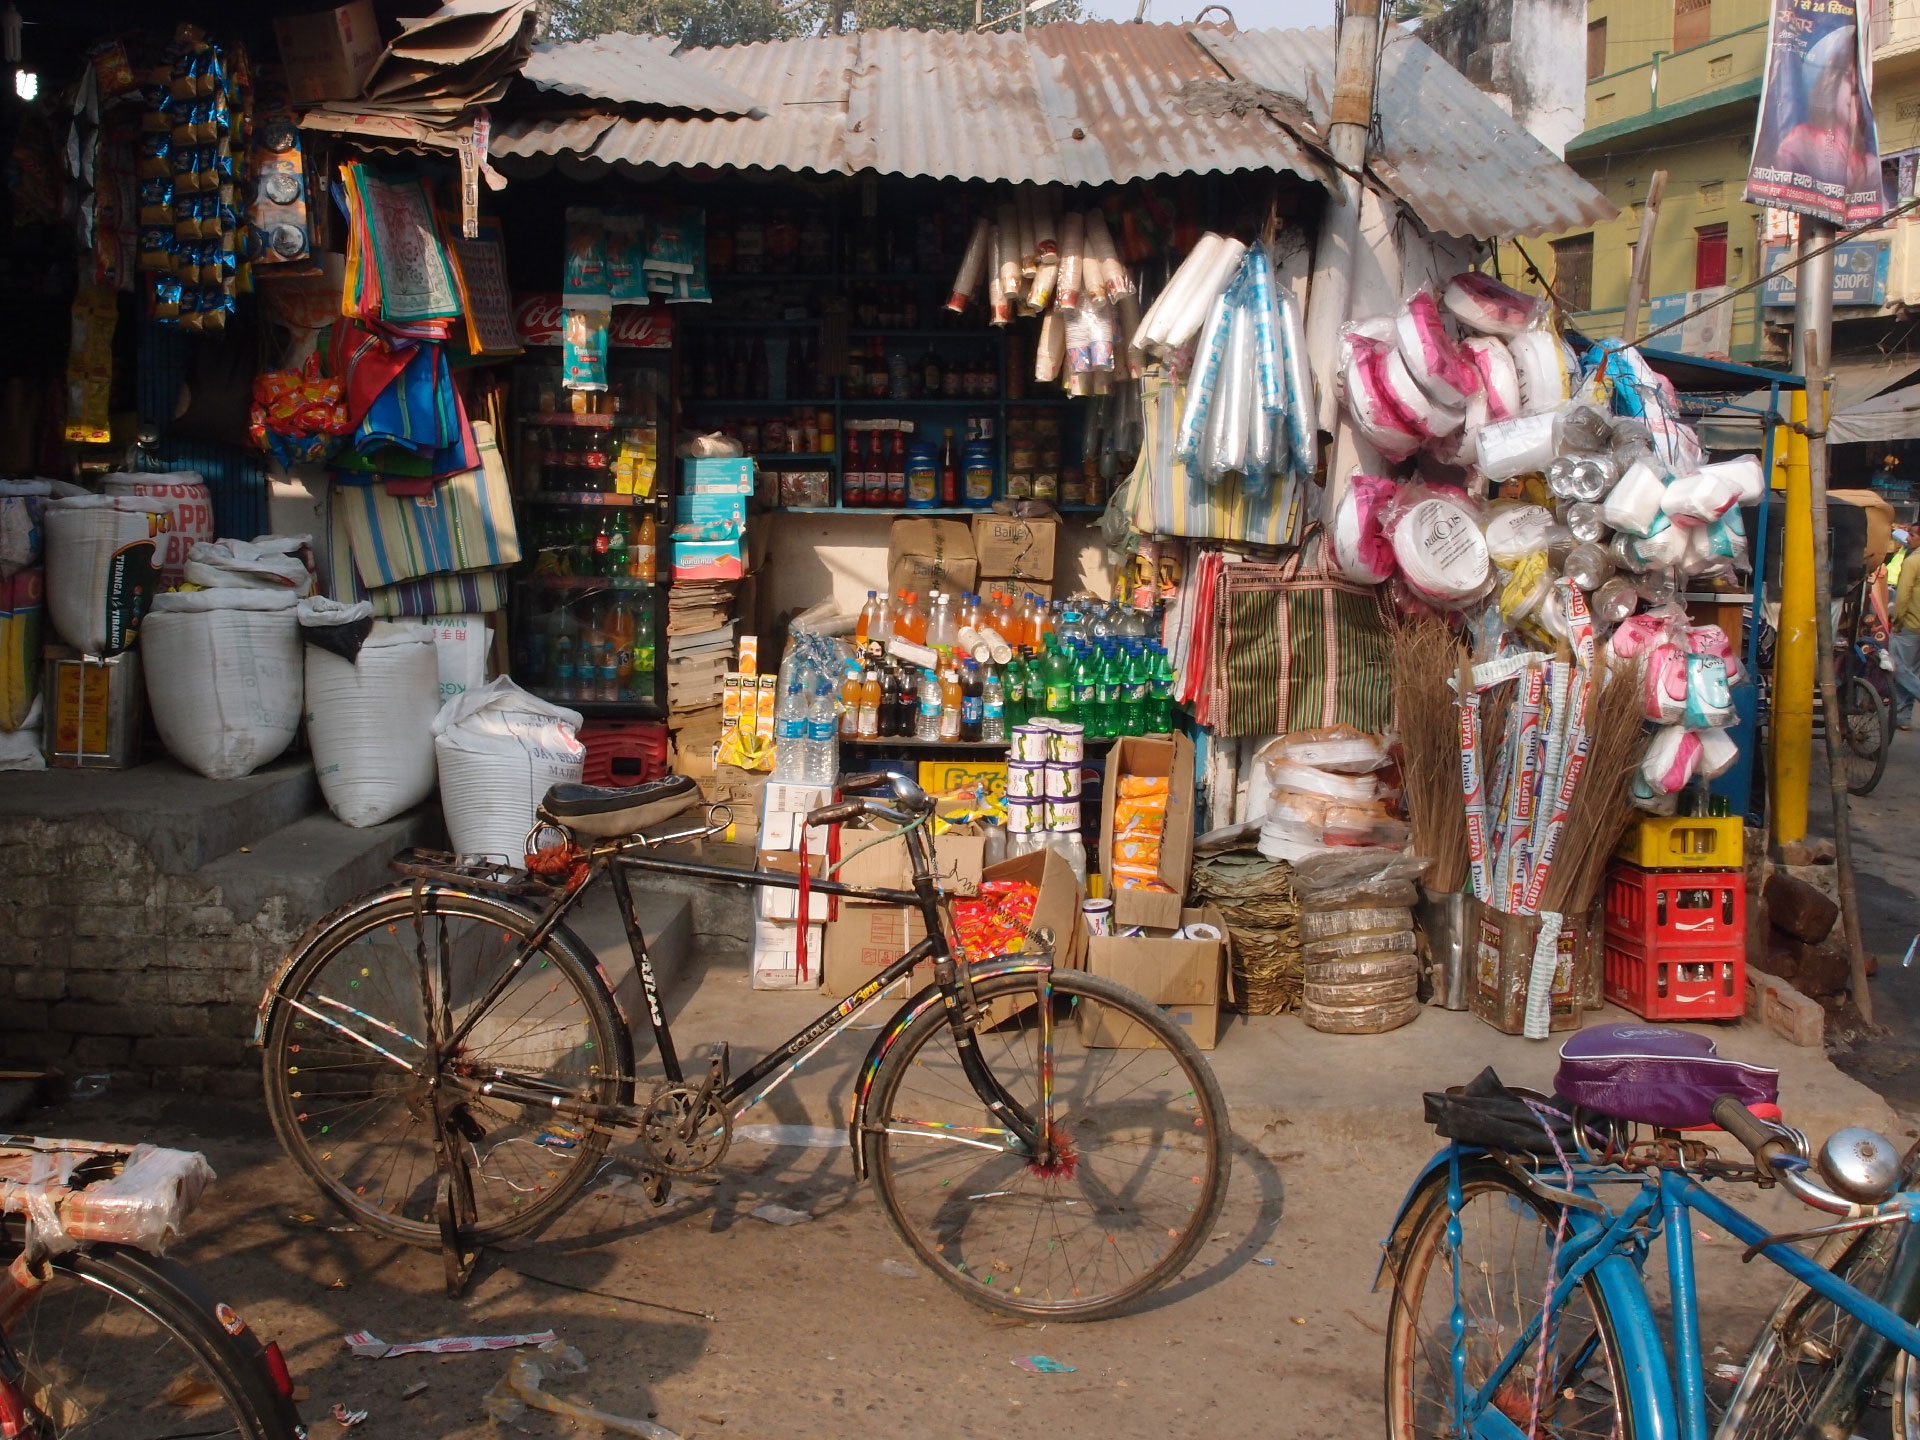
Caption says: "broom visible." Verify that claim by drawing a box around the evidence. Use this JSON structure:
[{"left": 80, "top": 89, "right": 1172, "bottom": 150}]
[
  {"left": 1390, "top": 616, "right": 1471, "bottom": 892},
  {"left": 1540, "top": 657, "right": 1647, "bottom": 917}
]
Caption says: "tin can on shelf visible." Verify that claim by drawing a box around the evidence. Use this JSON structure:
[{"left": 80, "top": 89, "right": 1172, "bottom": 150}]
[
  {"left": 1044, "top": 762, "right": 1082, "bottom": 799},
  {"left": 1046, "top": 798, "right": 1082, "bottom": 832},
  {"left": 1006, "top": 797, "right": 1043, "bottom": 834},
  {"left": 1046, "top": 721, "right": 1085, "bottom": 765}
]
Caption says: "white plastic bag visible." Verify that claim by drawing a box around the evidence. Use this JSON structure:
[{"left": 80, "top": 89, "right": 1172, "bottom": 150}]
[
  {"left": 142, "top": 590, "right": 303, "bottom": 779},
  {"left": 432, "top": 678, "right": 585, "bottom": 867},
  {"left": 305, "top": 621, "right": 441, "bottom": 827},
  {"left": 45, "top": 495, "right": 171, "bottom": 655},
  {"left": 182, "top": 537, "right": 312, "bottom": 594}
]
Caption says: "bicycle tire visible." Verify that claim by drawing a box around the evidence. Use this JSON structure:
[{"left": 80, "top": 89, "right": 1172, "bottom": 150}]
[
  {"left": 262, "top": 888, "right": 625, "bottom": 1248},
  {"left": 1717, "top": 1222, "right": 1905, "bottom": 1440},
  {"left": 1843, "top": 676, "right": 1890, "bottom": 796},
  {"left": 863, "top": 968, "right": 1231, "bottom": 1322},
  {"left": 1, "top": 1237, "right": 301, "bottom": 1439},
  {"left": 1384, "top": 1158, "right": 1635, "bottom": 1440}
]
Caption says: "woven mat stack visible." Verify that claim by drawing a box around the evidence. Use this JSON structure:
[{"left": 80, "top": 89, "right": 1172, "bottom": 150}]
[{"left": 1190, "top": 848, "right": 1302, "bottom": 1014}]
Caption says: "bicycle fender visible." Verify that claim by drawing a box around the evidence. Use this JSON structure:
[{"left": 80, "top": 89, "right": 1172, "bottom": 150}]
[
  {"left": 846, "top": 955, "right": 1051, "bottom": 1181},
  {"left": 249, "top": 884, "right": 639, "bottom": 1099},
  {"left": 1375, "top": 1145, "right": 1474, "bottom": 1292}
]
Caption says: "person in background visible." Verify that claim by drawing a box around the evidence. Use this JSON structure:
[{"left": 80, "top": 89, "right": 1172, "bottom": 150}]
[{"left": 1890, "top": 528, "right": 1920, "bottom": 729}]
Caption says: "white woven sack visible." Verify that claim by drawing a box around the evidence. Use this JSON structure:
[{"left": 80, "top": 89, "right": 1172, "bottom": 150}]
[
  {"left": 431, "top": 677, "right": 584, "bottom": 868},
  {"left": 44, "top": 496, "right": 171, "bottom": 654},
  {"left": 305, "top": 622, "right": 441, "bottom": 827},
  {"left": 100, "top": 472, "right": 214, "bottom": 587},
  {"left": 142, "top": 590, "right": 302, "bottom": 779}
]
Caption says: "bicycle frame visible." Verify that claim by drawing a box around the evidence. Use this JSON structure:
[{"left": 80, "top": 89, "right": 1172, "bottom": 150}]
[{"left": 1431, "top": 1144, "right": 1920, "bottom": 1440}]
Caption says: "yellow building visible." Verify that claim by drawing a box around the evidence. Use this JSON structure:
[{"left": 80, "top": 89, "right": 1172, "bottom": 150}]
[{"left": 1531, "top": 0, "right": 1920, "bottom": 365}]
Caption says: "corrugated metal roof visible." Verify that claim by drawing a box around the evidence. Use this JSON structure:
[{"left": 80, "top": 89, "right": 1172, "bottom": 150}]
[
  {"left": 521, "top": 32, "right": 767, "bottom": 116},
  {"left": 1190, "top": 27, "right": 1616, "bottom": 238},
  {"left": 491, "top": 21, "right": 1612, "bottom": 239}
]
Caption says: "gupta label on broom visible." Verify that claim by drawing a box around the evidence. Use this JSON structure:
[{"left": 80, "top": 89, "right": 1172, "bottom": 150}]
[{"left": 1746, "top": 0, "right": 1885, "bottom": 226}]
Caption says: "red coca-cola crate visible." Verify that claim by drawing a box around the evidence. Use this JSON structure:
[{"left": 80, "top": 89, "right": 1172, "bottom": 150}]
[
  {"left": 1603, "top": 863, "right": 1744, "bottom": 951},
  {"left": 579, "top": 720, "right": 669, "bottom": 788},
  {"left": 1603, "top": 936, "right": 1746, "bottom": 1021}
]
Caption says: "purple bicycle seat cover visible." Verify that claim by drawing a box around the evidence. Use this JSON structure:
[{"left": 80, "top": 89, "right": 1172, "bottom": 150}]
[{"left": 1555, "top": 1023, "right": 1779, "bottom": 1130}]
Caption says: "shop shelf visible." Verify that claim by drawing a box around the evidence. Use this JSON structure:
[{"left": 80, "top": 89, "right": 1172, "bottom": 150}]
[
  {"left": 530, "top": 693, "right": 665, "bottom": 719},
  {"left": 842, "top": 734, "right": 1119, "bottom": 750},
  {"left": 849, "top": 329, "right": 998, "bottom": 341},
  {"left": 525, "top": 575, "right": 659, "bottom": 591},
  {"left": 521, "top": 492, "right": 650, "bottom": 507},
  {"left": 1006, "top": 397, "right": 1076, "bottom": 407},
  {"left": 779, "top": 503, "right": 1103, "bottom": 516},
  {"left": 841, "top": 398, "right": 999, "bottom": 409},
  {"left": 682, "top": 397, "right": 835, "bottom": 409},
  {"left": 682, "top": 318, "right": 821, "bottom": 328},
  {"left": 752, "top": 452, "right": 840, "bottom": 463},
  {"left": 519, "top": 412, "right": 619, "bottom": 428}
]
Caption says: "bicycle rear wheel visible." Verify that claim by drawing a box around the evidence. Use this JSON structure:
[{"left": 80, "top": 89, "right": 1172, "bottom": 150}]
[
  {"left": 1842, "top": 676, "right": 1890, "bottom": 796},
  {"left": 1, "top": 1238, "right": 300, "bottom": 1439},
  {"left": 1384, "top": 1159, "right": 1633, "bottom": 1440},
  {"left": 863, "top": 968, "right": 1231, "bottom": 1321},
  {"left": 262, "top": 888, "right": 625, "bottom": 1247}
]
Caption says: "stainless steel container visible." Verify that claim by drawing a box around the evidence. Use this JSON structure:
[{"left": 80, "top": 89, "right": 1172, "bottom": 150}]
[
  {"left": 43, "top": 646, "right": 143, "bottom": 769},
  {"left": 1417, "top": 885, "right": 1470, "bottom": 1011}
]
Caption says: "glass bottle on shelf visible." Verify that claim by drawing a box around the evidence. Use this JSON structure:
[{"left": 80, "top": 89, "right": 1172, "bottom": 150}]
[
  {"left": 846, "top": 345, "right": 866, "bottom": 400},
  {"left": 610, "top": 595, "right": 637, "bottom": 699},
  {"left": 634, "top": 600, "right": 656, "bottom": 680},
  {"left": 939, "top": 428, "right": 958, "bottom": 506},
  {"left": 921, "top": 345, "right": 943, "bottom": 398},
  {"left": 606, "top": 512, "right": 629, "bottom": 576},
  {"left": 886, "top": 426, "right": 908, "bottom": 508},
  {"left": 867, "top": 337, "right": 887, "bottom": 399},
  {"left": 629, "top": 511, "right": 656, "bottom": 582},
  {"left": 552, "top": 609, "right": 578, "bottom": 702}
]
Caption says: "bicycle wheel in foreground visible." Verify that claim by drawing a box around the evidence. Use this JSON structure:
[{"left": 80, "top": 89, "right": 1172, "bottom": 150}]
[
  {"left": 1384, "top": 1159, "right": 1634, "bottom": 1439},
  {"left": 262, "top": 889, "right": 624, "bottom": 1247},
  {"left": 1, "top": 1242, "right": 298, "bottom": 1439},
  {"left": 863, "top": 968, "right": 1231, "bottom": 1321},
  {"left": 1842, "top": 675, "right": 1890, "bottom": 796}
]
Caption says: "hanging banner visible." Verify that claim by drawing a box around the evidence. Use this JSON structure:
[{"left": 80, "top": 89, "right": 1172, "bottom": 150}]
[{"left": 1745, "top": 0, "right": 1885, "bottom": 226}]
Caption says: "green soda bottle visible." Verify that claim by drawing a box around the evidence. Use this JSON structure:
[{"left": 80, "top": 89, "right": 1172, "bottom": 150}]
[
  {"left": 1044, "top": 639, "right": 1075, "bottom": 720},
  {"left": 1071, "top": 642, "right": 1097, "bottom": 725},
  {"left": 1149, "top": 642, "right": 1174, "bottom": 732},
  {"left": 1004, "top": 648, "right": 1029, "bottom": 727},
  {"left": 1093, "top": 642, "right": 1123, "bottom": 738}
]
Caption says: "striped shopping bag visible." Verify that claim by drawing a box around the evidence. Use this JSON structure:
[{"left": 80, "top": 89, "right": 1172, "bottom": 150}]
[
  {"left": 1204, "top": 529, "right": 1392, "bottom": 737},
  {"left": 325, "top": 492, "right": 508, "bottom": 617},
  {"left": 1123, "top": 372, "right": 1305, "bottom": 547},
  {"left": 334, "top": 420, "right": 520, "bottom": 588}
]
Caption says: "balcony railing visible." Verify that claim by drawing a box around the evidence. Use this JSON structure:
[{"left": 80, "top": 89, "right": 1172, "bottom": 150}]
[{"left": 1583, "top": 22, "right": 1766, "bottom": 137}]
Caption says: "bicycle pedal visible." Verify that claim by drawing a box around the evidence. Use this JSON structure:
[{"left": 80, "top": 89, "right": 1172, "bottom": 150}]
[{"left": 641, "top": 1172, "right": 671, "bottom": 1207}]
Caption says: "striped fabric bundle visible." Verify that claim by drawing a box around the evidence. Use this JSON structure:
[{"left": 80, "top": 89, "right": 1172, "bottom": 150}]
[
  {"left": 1125, "top": 373, "right": 1307, "bottom": 546},
  {"left": 1197, "top": 530, "right": 1392, "bottom": 737},
  {"left": 333, "top": 421, "right": 520, "bottom": 589}
]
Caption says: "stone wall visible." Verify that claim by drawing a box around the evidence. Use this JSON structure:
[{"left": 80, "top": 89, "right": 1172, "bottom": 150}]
[{"left": 1, "top": 814, "right": 301, "bottom": 1097}]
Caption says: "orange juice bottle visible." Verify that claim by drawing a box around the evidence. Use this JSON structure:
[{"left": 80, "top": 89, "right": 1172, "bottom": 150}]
[
  {"left": 896, "top": 590, "right": 927, "bottom": 645},
  {"left": 840, "top": 660, "right": 862, "bottom": 738},
  {"left": 855, "top": 589, "right": 878, "bottom": 651},
  {"left": 938, "top": 660, "right": 962, "bottom": 740},
  {"left": 858, "top": 667, "right": 882, "bottom": 738}
]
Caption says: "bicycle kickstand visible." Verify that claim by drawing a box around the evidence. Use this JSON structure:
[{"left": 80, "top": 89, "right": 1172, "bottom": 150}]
[{"left": 430, "top": 1114, "right": 482, "bottom": 1298}]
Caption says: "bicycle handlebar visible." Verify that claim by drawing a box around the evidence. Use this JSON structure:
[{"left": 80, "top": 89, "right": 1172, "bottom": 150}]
[
  {"left": 836, "top": 772, "right": 896, "bottom": 794},
  {"left": 1712, "top": 1094, "right": 1858, "bottom": 1215}
]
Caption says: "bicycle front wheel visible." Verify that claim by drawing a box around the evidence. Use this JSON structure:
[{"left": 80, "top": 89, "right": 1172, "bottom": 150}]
[
  {"left": 262, "top": 889, "right": 624, "bottom": 1247},
  {"left": 1384, "top": 1159, "right": 1634, "bottom": 1440},
  {"left": 1843, "top": 676, "right": 1890, "bottom": 796},
  {"left": 2, "top": 1239, "right": 300, "bottom": 1439},
  {"left": 863, "top": 967, "right": 1231, "bottom": 1322}
]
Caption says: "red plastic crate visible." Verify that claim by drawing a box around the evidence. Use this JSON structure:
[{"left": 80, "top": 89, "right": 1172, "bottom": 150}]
[
  {"left": 1603, "top": 936, "right": 1746, "bottom": 1021},
  {"left": 1603, "top": 863, "right": 1744, "bottom": 952},
  {"left": 580, "top": 720, "right": 669, "bottom": 788}
]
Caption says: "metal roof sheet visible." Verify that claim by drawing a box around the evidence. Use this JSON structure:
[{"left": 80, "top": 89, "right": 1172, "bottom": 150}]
[
  {"left": 491, "top": 21, "right": 1611, "bottom": 238},
  {"left": 521, "top": 32, "right": 768, "bottom": 116},
  {"left": 1190, "top": 26, "right": 1616, "bottom": 238}
]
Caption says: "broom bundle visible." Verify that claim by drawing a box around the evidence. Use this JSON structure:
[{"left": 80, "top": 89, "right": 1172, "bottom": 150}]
[{"left": 1389, "top": 615, "right": 1470, "bottom": 892}]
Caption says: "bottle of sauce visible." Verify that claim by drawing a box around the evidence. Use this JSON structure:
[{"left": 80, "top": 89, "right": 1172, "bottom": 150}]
[
  {"left": 939, "top": 428, "right": 959, "bottom": 506},
  {"left": 886, "top": 426, "right": 908, "bottom": 508},
  {"left": 921, "top": 345, "right": 943, "bottom": 398}
]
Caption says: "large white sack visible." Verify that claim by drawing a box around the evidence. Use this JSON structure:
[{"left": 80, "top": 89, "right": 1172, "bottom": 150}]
[
  {"left": 183, "top": 537, "right": 313, "bottom": 594},
  {"left": 44, "top": 496, "right": 171, "bottom": 654},
  {"left": 432, "top": 677, "right": 584, "bottom": 867},
  {"left": 142, "top": 590, "right": 303, "bottom": 779},
  {"left": 305, "top": 622, "right": 441, "bottom": 827},
  {"left": 425, "top": 613, "right": 491, "bottom": 705},
  {"left": 100, "top": 472, "right": 214, "bottom": 587}
]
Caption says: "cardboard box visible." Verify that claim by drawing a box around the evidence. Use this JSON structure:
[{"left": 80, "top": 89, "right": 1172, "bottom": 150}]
[
  {"left": 673, "top": 539, "right": 745, "bottom": 581},
  {"left": 975, "top": 845, "right": 1088, "bottom": 1028},
  {"left": 1082, "top": 906, "right": 1231, "bottom": 1049},
  {"left": 971, "top": 514, "right": 1057, "bottom": 581},
  {"left": 674, "top": 493, "right": 747, "bottom": 531},
  {"left": 708, "top": 763, "right": 768, "bottom": 846},
  {"left": 888, "top": 518, "right": 977, "bottom": 598},
  {"left": 1470, "top": 900, "right": 1601, "bottom": 1036},
  {"left": 1100, "top": 733, "right": 1196, "bottom": 931},
  {"left": 274, "top": 0, "right": 383, "bottom": 104},
  {"left": 751, "top": 916, "right": 825, "bottom": 991},
  {"left": 822, "top": 905, "right": 931, "bottom": 999},
  {"left": 682, "top": 457, "right": 754, "bottom": 494},
  {"left": 836, "top": 820, "right": 986, "bottom": 898},
  {"left": 757, "top": 849, "right": 830, "bottom": 922}
]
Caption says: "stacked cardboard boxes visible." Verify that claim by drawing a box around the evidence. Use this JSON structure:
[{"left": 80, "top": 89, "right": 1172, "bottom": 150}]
[{"left": 749, "top": 782, "right": 832, "bottom": 990}]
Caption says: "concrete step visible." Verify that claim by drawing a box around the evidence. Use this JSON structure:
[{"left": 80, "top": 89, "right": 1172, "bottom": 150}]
[
  {"left": 193, "top": 802, "right": 444, "bottom": 931},
  {"left": 0, "top": 756, "right": 319, "bottom": 874}
]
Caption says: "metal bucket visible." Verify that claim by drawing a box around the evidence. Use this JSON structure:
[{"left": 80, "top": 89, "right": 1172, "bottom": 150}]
[{"left": 1417, "top": 885, "right": 1470, "bottom": 1011}]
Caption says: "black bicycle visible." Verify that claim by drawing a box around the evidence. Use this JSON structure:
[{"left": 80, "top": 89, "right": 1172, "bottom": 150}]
[{"left": 255, "top": 771, "right": 1232, "bottom": 1321}]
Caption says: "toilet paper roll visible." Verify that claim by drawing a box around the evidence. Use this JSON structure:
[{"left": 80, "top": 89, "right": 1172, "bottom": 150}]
[{"left": 1475, "top": 413, "right": 1558, "bottom": 481}]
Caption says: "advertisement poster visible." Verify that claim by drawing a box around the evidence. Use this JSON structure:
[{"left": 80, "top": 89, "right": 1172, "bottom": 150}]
[{"left": 1745, "top": 0, "right": 1885, "bottom": 226}]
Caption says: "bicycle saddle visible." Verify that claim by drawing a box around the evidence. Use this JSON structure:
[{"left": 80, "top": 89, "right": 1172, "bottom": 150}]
[
  {"left": 1555, "top": 1023, "right": 1779, "bottom": 1130},
  {"left": 543, "top": 775, "right": 705, "bottom": 839}
]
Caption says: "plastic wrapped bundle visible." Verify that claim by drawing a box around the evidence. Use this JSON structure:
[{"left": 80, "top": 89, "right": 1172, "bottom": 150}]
[
  {"left": 1332, "top": 476, "right": 1400, "bottom": 583},
  {"left": 1389, "top": 493, "right": 1492, "bottom": 606},
  {"left": 1056, "top": 212, "right": 1086, "bottom": 312},
  {"left": 1630, "top": 514, "right": 1689, "bottom": 568},
  {"left": 1443, "top": 271, "right": 1551, "bottom": 337},
  {"left": 1510, "top": 330, "right": 1572, "bottom": 416},
  {"left": 1149, "top": 236, "right": 1247, "bottom": 353},
  {"left": 1643, "top": 643, "right": 1690, "bottom": 722},
  {"left": 1276, "top": 284, "right": 1318, "bottom": 480},
  {"left": 1698, "top": 454, "right": 1765, "bottom": 504},
  {"left": 1257, "top": 725, "right": 1391, "bottom": 774},
  {"left": 1662, "top": 466, "right": 1742, "bottom": 522},
  {"left": 1697, "top": 726, "right": 1739, "bottom": 778},
  {"left": 1641, "top": 725, "right": 1702, "bottom": 794},
  {"left": 1176, "top": 293, "right": 1234, "bottom": 464},
  {"left": 1601, "top": 458, "right": 1668, "bottom": 536},
  {"left": 946, "top": 218, "right": 992, "bottom": 313},
  {"left": 1483, "top": 503, "right": 1556, "bottom": 565},
  {"left": 1683, "top": 654, "right": 1734, "bottom": 728},
  {"left": 1083, "top": 210, "right": 1126, "bottom": 305},
  {"left": 1462, "top": 337, "right": 1520, "bottom": 422},
  {"left": 1342, "top": 333, "right": 1424, "bottom": 461},
  {"left": 1475, "top": 412, "right": 1557, "bottom": 481},
  {"left": 1396, "top": 288, "right": 1481, "bottom": 408}
]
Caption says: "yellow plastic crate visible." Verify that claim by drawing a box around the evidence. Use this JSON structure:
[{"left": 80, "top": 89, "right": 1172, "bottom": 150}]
[{"left": 1615, "top": 815, "right": 1744, "bottom": 870}]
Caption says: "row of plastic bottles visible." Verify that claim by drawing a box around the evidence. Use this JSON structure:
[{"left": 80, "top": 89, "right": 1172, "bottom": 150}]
[
  {"left": 527, "top": 595, "right": 657, "bottom": 704},
  {"left": 1013, "top": 636, "right": 1174, "bottom": 736},
  {"left": 773, "top": 631, "right": 858, "bottom": 786},
  {"left": 855, "top": 586, "right": 1158, "bottom": 661}
]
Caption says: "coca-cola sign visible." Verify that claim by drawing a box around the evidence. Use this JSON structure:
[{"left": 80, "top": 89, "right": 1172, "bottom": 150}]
[{"left": 513, "top": 293, "right": 673, "bottom": 350}]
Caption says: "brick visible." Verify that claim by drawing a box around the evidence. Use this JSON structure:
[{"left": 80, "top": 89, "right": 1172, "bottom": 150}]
[
  {"left": 49, "top": 1003, "right": 147, "bottom": 1037},
  {"left": 71, "top": 906, "right": 159, "bottom": 940},
  {"left": 165, "top": 905, "right": 237, "bottom": 939},
  {"left": 1765, "top": 873, "right": 1839, "bottom": 945},
  {"left": 1748, "top": 972, "right": 1824, "bottom": 1047},
  {"left": 67, "top": 938, "right": 164, "bottom": 972},
  {"left": 70, "top": 1036, "right": 133, "bottom": 1067},
  {"left": 2, "top": 1032, "right": 73, "bottom": 1064},
  {"left": 0, "top": 1002, "right": 49, "bottom": 1032},
  {"left": 164, "top": 939, "right": 255, "bottom": 972},
  {"left": 133, "top": 1035, "right": 247, "bottom": 1069},
  {"left": 166, "top": 968, "right": 248, "bottom": 1006},
  {"left": 66, "top": 874, "right": 149, "bottom": 907},
  {"left": 0, "top": 876, "right": 54, "bottom": 908},
  {"left": 12, "top": 970, "right": 66, "bottom": 1003},
  {"left": 13, "top": 906, "right": 72, "bottom": 939},
  {"left": 204, "top": 1002, "right": 258, "bottom": 1039},
  {"left": 67, "top": 971, "right": 172, "bottom": 1006}
]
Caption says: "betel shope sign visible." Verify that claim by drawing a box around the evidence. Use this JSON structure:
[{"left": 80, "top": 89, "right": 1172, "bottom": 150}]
[{"left": 513, "top": 294, "right": 673, "bottom": 349}]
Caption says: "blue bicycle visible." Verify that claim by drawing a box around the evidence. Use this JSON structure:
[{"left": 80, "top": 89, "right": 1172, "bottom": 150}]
[{"left": 1381, "top": 1023, "right": 1920, "bottom": 1439}]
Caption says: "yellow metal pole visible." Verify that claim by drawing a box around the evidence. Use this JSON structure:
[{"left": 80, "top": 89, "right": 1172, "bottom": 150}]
[{"left": 1772, "top": 386, "right": 1813, "bottom": 845}]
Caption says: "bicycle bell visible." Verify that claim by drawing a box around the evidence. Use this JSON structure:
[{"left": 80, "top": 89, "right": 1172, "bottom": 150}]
[{"left": 1816, "top": 1127, "right": 1902, "bottom": 1204}]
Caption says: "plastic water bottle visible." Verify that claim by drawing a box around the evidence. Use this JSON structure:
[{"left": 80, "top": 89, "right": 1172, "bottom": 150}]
[
  {"left": 806, "top": 681, "right": 839, "bottom": 787},
  {"left": 982, "top": 667, "right": 1006, "bottom": 742},
  {"left": 916, "top": 669, "right": 942, "bottom": 741},
  {"left": 1046, "top": 829, "right": 1089, "bottom": 890},
  {"left": 774, "top": 680, "right": 810, "bottom": 781}
]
